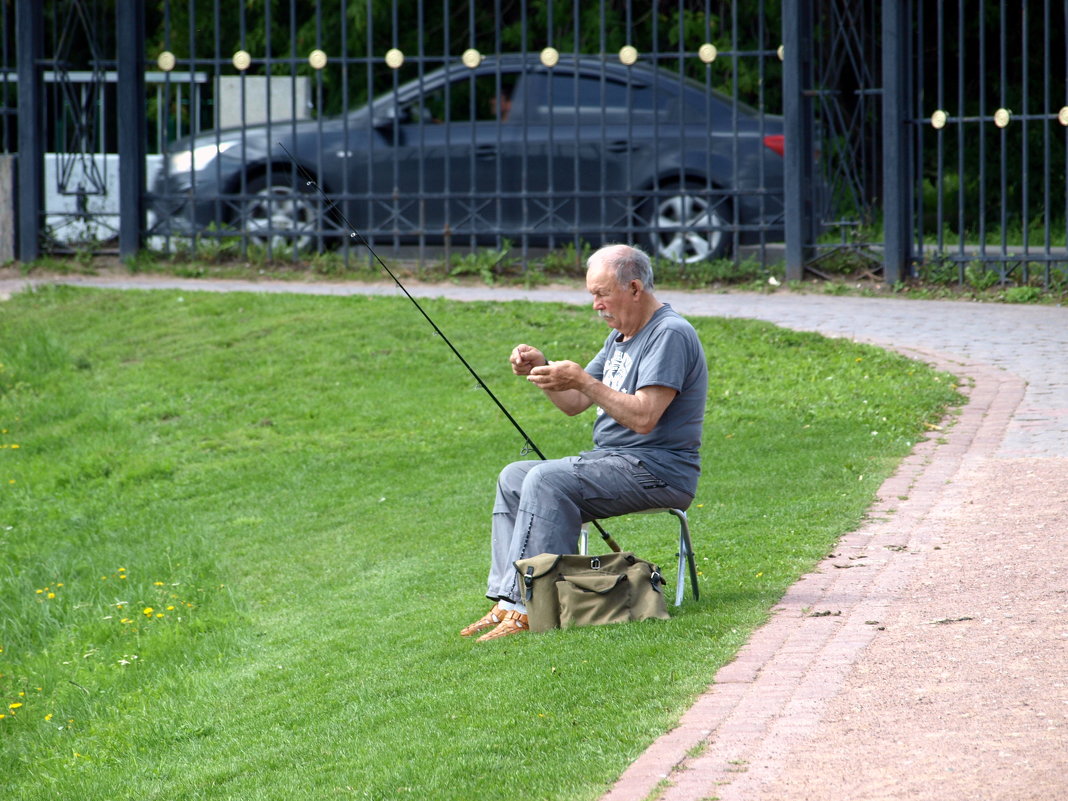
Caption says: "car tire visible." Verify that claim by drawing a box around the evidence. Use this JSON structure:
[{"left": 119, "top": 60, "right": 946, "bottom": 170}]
[
  {"left": 642, "top": 183, "right": 731, "bottom": 263},
  {"left": 240, "top": 173, "right": 322, "bottom": 253}
]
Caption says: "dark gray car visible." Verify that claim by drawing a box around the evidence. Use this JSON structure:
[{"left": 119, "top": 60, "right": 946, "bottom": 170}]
[{"left": 149, "top": 54, "right": 786, "bottom": 262}]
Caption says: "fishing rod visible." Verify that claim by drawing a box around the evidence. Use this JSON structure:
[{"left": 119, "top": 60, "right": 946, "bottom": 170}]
[{"left": 277, "top": 144, "right": 621, "bottom": 553}]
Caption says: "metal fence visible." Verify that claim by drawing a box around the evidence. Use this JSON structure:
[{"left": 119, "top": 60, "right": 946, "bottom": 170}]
[
  {"left": 4, "top": 0, "right": 1067, "bottom": 287},
  {"left": 142, "top": 0, "right": 791, "bottom": 271},
  {"left": 907, "top": 0, "right": 1068, "bottom": 288}
]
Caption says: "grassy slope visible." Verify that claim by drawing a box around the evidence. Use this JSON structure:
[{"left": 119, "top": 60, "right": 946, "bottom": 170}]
[{"left": 0, "top": 286, "right": 961, "bottom": 800}]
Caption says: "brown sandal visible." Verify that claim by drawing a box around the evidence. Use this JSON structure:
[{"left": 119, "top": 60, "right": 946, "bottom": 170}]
[
  {"left": 476, "top": 610, "right": 529, "bottom": 642},
  {"left": 460, "top": 603, "right": 504, "bottom": 637}
]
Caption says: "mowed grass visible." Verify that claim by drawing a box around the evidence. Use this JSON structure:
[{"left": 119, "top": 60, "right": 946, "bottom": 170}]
[{"left": 0, "top": 285, "right": 962, "bottom": 801}]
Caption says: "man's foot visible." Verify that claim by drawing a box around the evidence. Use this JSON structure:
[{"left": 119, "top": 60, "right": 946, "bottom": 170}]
[
  {"left": 476, "top": 610, "right": 529, "bottom": 642},
  {"left": 460, "top": 603, "right": 504, "bottom": 637}
]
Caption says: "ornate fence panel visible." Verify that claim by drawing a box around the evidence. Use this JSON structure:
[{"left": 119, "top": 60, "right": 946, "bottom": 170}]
[
  {"left": 903, "top": 0, "right": 1068, "bottom": 288},
  {"left": 141, "top": 0, "right": 791, "bottom": 271}
]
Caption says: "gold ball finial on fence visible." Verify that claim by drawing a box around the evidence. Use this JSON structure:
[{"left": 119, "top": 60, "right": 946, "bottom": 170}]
[
  {"left": 993, "top": 108, "right": 1011, "bottom": 128},
  {"left": 1059, "top": 107, "right": 1068, "bottom": 127},
  {"left": 232, "top": 50, "right": 251, "bottom": 71},
  {"left": 157, "top": 51, "right": 176, "bottom": 72},
  {"left": 385, "top": 48, "right": 404, "bottom": 69},
  {"left": 308, "top": 49, "right": 328, "bottom": 70},
  {"left": 930, "top": 110, "right": 948, "bottom": 130},
  {"left": 462, "top": 49, "right": 482, "bottom": 68},
  {"left": 540, "top": 47, "right": 559, "bottom": 67},
  {"left": 698, "top": 43, "right": 718, "bottom": 63},
  {"left": 619, "top": 45, "right": 638, "bottom": 66}
]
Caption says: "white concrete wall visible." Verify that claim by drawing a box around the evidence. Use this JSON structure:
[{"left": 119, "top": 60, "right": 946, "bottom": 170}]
[
  {"left": 43, "top": 153, "right": 164, "bottom": 246},
  {"left": 216, "top": 75, "right": 311, "bottom": 129}
]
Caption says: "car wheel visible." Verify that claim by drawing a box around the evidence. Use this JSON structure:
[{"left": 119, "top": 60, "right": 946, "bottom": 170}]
[
  {"left": 643, "top": 184, "right": 731, "bottom": 263},
  {"left": 240, "top": 174, "right": 322, "bottom": 253}
]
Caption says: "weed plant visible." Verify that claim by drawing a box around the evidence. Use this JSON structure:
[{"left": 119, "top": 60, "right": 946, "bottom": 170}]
[{"left": 0, "top": 286, "right": 962, "bottom": 800}]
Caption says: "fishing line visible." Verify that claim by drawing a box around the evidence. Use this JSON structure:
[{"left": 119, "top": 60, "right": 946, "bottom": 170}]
[{"left": 278, "top": 144, "right": 621, "bottom": 551}]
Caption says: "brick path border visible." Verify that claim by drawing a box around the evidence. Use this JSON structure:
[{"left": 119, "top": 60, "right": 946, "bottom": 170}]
[{"left": 600, "top": 348, "right": 1025, "bottom": 801}]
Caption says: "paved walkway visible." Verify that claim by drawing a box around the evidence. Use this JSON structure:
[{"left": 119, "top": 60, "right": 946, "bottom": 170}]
[{"left": 3, "top": 274, "right": 1066, "bottom": 799}]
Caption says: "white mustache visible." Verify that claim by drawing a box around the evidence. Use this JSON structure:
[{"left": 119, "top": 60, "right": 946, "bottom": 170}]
[{"left": 597, "top": 310, "right": 615, "bottom": 320}]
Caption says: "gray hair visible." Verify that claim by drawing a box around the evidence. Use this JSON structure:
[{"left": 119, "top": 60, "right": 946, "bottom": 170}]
[{"left": 596, "top": 244, "right": 655, "bottom": 291}]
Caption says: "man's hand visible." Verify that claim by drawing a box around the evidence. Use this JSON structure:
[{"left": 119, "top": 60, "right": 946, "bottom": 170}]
[
  {"left": 522, "top": 356, "right": 676, "bottom": 432},
  {"left": 509, "top": 344, "right": 547, "bottom": 376},
  {"left": 526, "top": 361, "right": 589, "bottom": 392}
]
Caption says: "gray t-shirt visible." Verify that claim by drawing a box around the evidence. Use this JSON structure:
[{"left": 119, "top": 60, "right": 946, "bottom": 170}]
[{"left": 583, "top": 304, "right": 708, "bottom": 496}]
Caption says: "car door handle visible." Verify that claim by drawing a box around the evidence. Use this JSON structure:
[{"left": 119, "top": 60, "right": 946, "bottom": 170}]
[
  {"left": 476, "top": 144, "right": 497, "bottom": 159},
  {"left": 607, "top": 141, "right": 638, "bottom": 153}
]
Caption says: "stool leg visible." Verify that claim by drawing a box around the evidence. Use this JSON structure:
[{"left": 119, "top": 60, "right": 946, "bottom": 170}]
[
  {"left": 675, "top": 534, "right": 686, "bottom": 606},
  {"left": 578, "top": 527, "right": 588, "bottom": 556},
  {"left": 667, "top": 508, "right": 699, "bottom": 604}
]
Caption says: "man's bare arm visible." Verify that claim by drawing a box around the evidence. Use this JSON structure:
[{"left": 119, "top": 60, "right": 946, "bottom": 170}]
[{"left": 527, "top": 361, "right": 676, "bottom": 433}]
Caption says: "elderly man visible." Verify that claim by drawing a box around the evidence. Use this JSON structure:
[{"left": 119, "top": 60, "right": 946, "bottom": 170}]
[{"left": 462, "top": 243, "right": 709, "bottom": 641}]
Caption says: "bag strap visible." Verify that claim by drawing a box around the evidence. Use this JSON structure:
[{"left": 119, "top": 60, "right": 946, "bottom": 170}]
[
  {"left": 649, "top": 568, "right": 665, "bottom": 594},
  {"left": 523, "top": 565, "right": 535, "bottom": 602}
]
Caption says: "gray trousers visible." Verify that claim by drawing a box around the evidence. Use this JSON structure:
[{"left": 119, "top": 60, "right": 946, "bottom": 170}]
[{"left": 486, "top": 453, "right": 693, "bottom": 603}]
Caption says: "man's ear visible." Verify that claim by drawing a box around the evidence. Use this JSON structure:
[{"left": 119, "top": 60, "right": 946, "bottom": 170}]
[{"left": 630, "top": 280, "right": 641, "bottom": 297}]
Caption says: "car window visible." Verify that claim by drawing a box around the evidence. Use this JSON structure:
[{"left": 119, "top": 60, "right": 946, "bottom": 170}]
[
  {"left": 530, "top": 73, "right": 673, "bottom": 123},
  {"left": 399, "top": 73, "right": 519, "bottom": 124}
]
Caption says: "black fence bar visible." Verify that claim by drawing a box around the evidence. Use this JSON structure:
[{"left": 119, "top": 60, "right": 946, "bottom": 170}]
[
  {"left": 783, "top": 0, "right": 815, "bottom": 281},
  {"left": 116, "top": 0, "right": 146, "bottom": 259},
  {"left": 15, "top": 0, "right": 43, "bottom": 262},
  {"left": 882, "top": 0, "right": 911, "bottom": 283}
]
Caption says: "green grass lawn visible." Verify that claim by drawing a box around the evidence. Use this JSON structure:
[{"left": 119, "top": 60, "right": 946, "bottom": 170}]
[{"left": 0, "top": 285, "right": 961, "bottom": 800}]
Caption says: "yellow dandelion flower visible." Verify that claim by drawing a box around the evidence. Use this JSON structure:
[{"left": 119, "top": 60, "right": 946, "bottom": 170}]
[
  {"left": 121, "top": 618, "right": 133, "bottom": 624},
  {"left": 47, "top": 592, "right": 55, "bottom": 599},
  {"left": 9, "top": 444, "right": 18, "bottom": 449},
  {"left": 9, "top": 702, "right": 22, "bottom": 710},
  {"left": 155, "top": 613, "right": 164, "bottom": 618},
  {"left": 35, "top": 589, "right": 44, "bottom": 594},
  {"left": 153, "top": 581, "right": 165, "bottom": 586},
  {"left": 0, "top": 714, "right": 6, "bottom": 720},
  {"left": 45, "top": 713, "right": 53, "bottom": 721},
  {"left": 142, "top": 607, "right": 154, "bottom": 616},
  {"left": 166, "top": 605, "right": 175, "bottom": 611}
]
